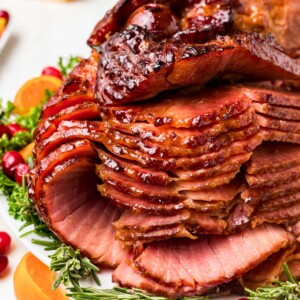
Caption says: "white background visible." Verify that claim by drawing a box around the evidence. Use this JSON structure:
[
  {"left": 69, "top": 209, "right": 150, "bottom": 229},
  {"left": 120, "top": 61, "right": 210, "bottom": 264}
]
[{"left": 0, "top": 0, "right": 118, "bottom": 298}]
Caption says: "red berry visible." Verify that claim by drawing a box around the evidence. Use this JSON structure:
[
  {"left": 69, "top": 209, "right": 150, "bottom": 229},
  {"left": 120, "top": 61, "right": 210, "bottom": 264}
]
[
  {"left": 0, "top": 255, "right": 8, "bottom": 275},
  {"left": 0, "top": 124, "right": 11, "bottom": 139},
  {"left": 0, "top": 232, "right": 11, "bottom": 255},
  {"left": 41, "top": 66, "right": 62, "bottom": 79},
  {"left": 1, "top": 151, "right": 25, "bottom": 178},
  {"left": 14, "top": 163, "right": 30, "bottom": 186},
  {"left": 7, "top": 123, "right": 27, "bottom": 137},
  {"left": 0, "top": 10, "right": 9, "bottom": 24}
]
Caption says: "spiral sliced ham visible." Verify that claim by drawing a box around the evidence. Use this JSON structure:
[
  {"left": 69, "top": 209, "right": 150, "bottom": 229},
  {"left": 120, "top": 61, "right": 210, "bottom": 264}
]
[{"left": 30, "top": 0, "right": 300, "bottom": 297}]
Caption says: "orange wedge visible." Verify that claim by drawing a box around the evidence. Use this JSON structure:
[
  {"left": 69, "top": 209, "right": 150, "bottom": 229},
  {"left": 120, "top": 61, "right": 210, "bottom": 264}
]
[
  {"left": 14, "top": 76, "right": 62, "bottom": 114},
  {"left": 14, "top": 252, "right": 67, "bottom": 300},
  {"left": 19, "top": 142, "right": 35, "bottom": 161}
]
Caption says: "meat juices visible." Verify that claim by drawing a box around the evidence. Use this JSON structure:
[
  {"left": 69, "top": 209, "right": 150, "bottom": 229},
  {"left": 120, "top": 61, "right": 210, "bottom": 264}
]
[{"left": 30, "top": 0, "right": 300, "bottom": 298}]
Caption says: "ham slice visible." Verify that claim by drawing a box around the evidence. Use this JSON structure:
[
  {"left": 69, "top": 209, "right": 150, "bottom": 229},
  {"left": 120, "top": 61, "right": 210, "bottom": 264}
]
[
  {"left": 108, "top": 176, "right": 246, "bottom": 244},
  {"left": 173, "top": 153, "right": 251, "bottom": 180},
  {"left": 185, "top": 177, "right": 244, "bottom": 201},
  {"left": 103, "top": 133, "right": 262, "bottom": 171},
  {"left": 175, "top": 170, "right": 240, "bottom": 191},
  {"left": 256, "top": 114, "right": 300, "bottom": 133},
  {"left": 31, "top": 150, "right": 127, "bottom": 267},
  {"left": 111, "top": 224, "right": 294, "bottom": 297},
  {"left": 244, "top": 85, "right": 300, "bottom": 108},
  {"left": 30, "top": 139, "right": 98, "bottom": 221},
  {"left": 35, "top": 102, "right": 100, "bottom": 145},
  {"left": 135, "top": 225, "right": 292, "bottom": 286},
  {"left": 259, "top": 191, "right": 300, "bottom": 211},
  {"left": 242, "top": 177, "right": 300, "bottom": 204},
  {"left": 54, "top": 198, "right": 126, "bottom": 266},
  {"left": 96, "top": 164, "right": 181, "bottom": 203},
  {"left": 252, "top": 102, "right": 300, "bottom": 121},
  {"left": 107, "top": 124, "right": 259, "bottom": 158},
  {"left": 101, "top": 87, "right": 252, "bottom": 127},
  {"left": 42, "top": 56, "right": 98, "bottom": 118},
  {"left": 115, "top": 210, "right": 191, "bottom": 231},
  {"left": 99, "top": 183, "right": 184, "bottom": 214},
  {"left": 107, "top": 109, "right": 255, "bottom": 148},
  {"left": 97, "top": 145, "right": 250, "bottom": 183},
  {"left": 115, "top": 211, "right": 227, "bottom": 245},
  {"left": 261, "top": 127, "right": 300, "bottom": 144},
  {"left": 252, "top": 201, "right": 300, "bottom": 226},
  {"left": 35, "top": 121, "right": 104, "bottom": 162},
  {"left": 112, "top": 258, "right": 178, "bottom": 298},
  {"left": 246, "top": 164, "right": 300, "bottom": 188},
  {"left": 246, "top": 142, "right": 300, "bottom": 175},
  {"left": 42, "top": 92, "right": 95, "bottom": 119},
  {"left": 97, "top": 146, "right": 171, "bottom": 185},
  {"left": 117, "top": 225, "right": 195, "bottom": 245}
]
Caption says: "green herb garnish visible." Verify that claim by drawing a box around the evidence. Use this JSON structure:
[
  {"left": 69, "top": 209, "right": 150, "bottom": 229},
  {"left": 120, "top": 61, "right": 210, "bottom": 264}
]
[
  {"left": 0, "top": 90, "right": 52, "bottom": 159},
  {"left": 58, "top": 56, "right": 79, "bottom": 77},
  {"left": 67, "top": 287, "right": 208, "bottom": 300},
  {"left": 246, "top": 263, "right": 300, "bottom": 299},
  {"left": 50, "top": 245, "right": 100, "bottom": 291}
]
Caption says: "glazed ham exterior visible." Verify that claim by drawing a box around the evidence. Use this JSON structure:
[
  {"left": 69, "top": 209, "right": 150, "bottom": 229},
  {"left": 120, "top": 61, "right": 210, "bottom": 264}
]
[
  {"left": 88, "top": 0, "right": 300, "bottom": 52},
  {"left": 97, "top": 27, "right": 300, "bottom": 105},
  {"left": 30, "top": 0, "right": 300, "bottom": 297}
]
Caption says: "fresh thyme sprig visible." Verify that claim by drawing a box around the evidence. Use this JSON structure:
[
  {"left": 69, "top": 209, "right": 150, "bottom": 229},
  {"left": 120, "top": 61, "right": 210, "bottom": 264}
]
[
  {"left": 246, "top": 263, "right": 300, "bottom": 300},
  {"left": 67, "top": 287, "right": 208, "bottom": 300},
  {"left": 58, "top": 56, "right": 79, "bottom": 77}
]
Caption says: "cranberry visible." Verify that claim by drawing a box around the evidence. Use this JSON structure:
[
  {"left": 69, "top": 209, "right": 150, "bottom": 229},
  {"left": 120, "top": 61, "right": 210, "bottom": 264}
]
[
  {"left": 7, "top": 124, "right": 27, "bottom": 137},
  {"left": 0, "top": 232, "right": 11, "bottom": 255},
  {"left": 1, "top": 151, "right": 25, "bottom": 178},
  {"left": 14, "top": 163, "right": 30, "bottom": 186},
  {"left": 0, "top": 10, "right": 9, "bottom": 24},
  {"left": 42, "top": 66, "right": 62, "bottom": 79},
  {"left": 0, "top": 255, "right": 8, "bottom": 275},
  {"left": 0, "top": 124, "right": 11, "bottom": 139}
]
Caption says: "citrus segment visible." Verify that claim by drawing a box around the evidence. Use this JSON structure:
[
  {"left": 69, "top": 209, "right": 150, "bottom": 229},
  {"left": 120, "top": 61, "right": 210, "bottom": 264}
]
[
  {"left": 19, "top": 142, "right": 35, "bottom": 161},
  {"left": 14, "top": 252, "right": 67, "bottom": 300},
  {"left": 14, "top": 76, "right": 62, "bottom": 114}
]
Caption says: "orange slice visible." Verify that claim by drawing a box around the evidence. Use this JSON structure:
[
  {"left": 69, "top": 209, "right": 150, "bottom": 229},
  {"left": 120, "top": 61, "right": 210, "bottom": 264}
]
[
  {"left": 14, "top": 252, "right": 67, "bottom": 300},
  {"left": 14, "top": 76, "right": 62, "bottom": 114},
  {"left": 19, "top": 142, "right": 35, "bottom": 161}
]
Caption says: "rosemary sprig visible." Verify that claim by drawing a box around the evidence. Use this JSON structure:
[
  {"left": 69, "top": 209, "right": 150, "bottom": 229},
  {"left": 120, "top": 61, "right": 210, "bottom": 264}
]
[
  {"left": 67, "top": 287, "right": 208, "bottom": 300},
  {"left": 246, "top": 263, "right": 300, "bottom": 300},
  {"left": 58, "top": 56, "right": 79, "bottom": 77},
  {"left": 49, "top": 245, "right": 100, "bottom": 291}
]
